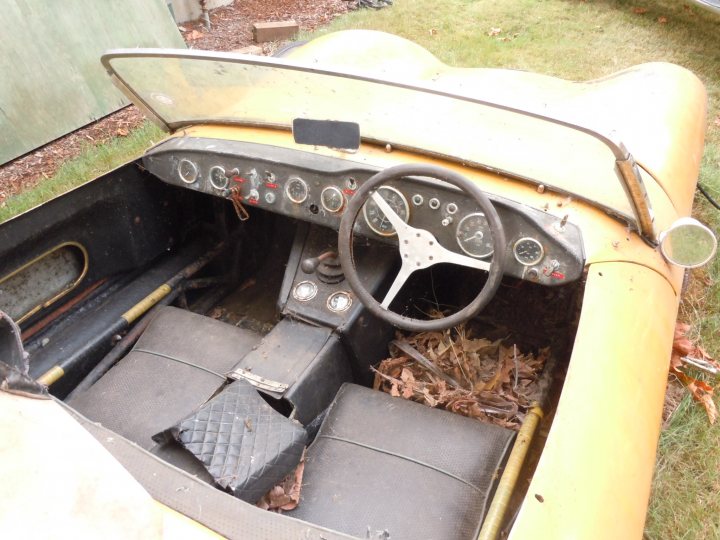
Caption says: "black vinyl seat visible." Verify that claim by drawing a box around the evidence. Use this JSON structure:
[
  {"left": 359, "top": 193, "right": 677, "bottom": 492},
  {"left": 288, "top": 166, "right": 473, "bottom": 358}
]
[
  {"left": 289, "top": 384, "right": 515, "bottom": 540},
  {"left": 68, "top": 306, "right": 261, "bottom": 450}
]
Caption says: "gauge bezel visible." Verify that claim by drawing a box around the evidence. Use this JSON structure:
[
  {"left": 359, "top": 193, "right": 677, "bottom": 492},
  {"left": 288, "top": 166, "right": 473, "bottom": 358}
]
[
  {"left": 178, "top": 158, "right": 198, "bottom": 184},
  {"left": 455, "top": 212, "right": 494, "bottom": 258},
  {"left": 327, "top": 291, "right": 353, "bottom": 312},
  {"left": 292, "top": 280, "right": 317, "bottom": 302},
  {"left": 320, "top": 186, "right": 345, "bottom": 213},
  {"left": 513, "top": 237, "right": 545, "bottom": 266},
  {"left": 362, "top": 186, "right": 410, "bottom": 237},
  {"left": 285, "top": 176, "right": 308, "bottom": 204},
  {"left": 208, "top": 165, "right": 228, "bottom": 190}
]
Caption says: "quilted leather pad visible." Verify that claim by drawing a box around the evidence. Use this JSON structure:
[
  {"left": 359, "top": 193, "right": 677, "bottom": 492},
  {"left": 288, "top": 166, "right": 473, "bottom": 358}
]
[{"left": 167, "top": 379, "right": 307, "bottom": 503}]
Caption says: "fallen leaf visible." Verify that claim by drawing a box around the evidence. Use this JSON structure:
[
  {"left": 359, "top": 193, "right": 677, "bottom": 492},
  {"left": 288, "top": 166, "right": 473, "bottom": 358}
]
[
  {"left": 658, "top": 16, "right": 668, "bottom": 24},
  {"left": 116, "top": 127, "right": 129, "bottom": 137},
  {"left": 187, "top": 29, "right": 203, "bottom": 40},
  {"left": 178, "top": 25, "right": 187, "bottom": 31},
  {"left": 633, "top": 7, "right": 648, "bottom": 14},
  {"left": 429, "top": 28, "right": 438, "bottom": 36},
  {"left": 375, "top": 324, "right": 548, "bottom": 430},
  {"left": 487, "top": 27, "right": 502, "bottom": 37},
  {"left": 258, "top": 450, "right": 306, "bottom": 512}
]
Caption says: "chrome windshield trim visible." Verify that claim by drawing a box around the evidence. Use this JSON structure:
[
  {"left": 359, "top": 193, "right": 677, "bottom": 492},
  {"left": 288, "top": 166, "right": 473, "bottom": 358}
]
[{"left": 101, "top": 48, "right": 655, "bottom": 239}]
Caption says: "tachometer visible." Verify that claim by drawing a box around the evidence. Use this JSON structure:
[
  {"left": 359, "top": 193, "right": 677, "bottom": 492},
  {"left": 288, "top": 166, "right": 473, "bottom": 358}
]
[
  {"left": 285, "top": 176, "right": 308, "bottom": 204},
  {"left": 513, "top": 237, "right": 544, "bottom": 266},
  {"left": 455, "top": 213, "right": 494, "bottom": 258},
  {"left": 362, "top": 186, "right": 409, "bottom": 236}
]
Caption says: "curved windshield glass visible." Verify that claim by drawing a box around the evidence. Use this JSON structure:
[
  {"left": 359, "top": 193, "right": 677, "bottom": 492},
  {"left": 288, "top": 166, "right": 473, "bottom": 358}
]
[{"left": 104, "top": 50, "right": 636, "bottom": 225}]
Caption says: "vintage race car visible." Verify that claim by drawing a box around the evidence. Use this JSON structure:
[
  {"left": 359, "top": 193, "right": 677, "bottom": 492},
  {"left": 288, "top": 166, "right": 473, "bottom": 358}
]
[{"left": 0, "top": 30, "right": 716, "bottom": 539}]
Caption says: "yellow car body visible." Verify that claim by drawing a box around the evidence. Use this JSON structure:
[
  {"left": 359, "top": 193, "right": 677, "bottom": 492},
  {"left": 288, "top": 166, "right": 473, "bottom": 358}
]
[{"left": 0, "top": 30, "right": 708, "bottom": 539}]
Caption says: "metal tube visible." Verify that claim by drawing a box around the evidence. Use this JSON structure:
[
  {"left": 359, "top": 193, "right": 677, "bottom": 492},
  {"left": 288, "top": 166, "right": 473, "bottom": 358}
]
[
  {"left": 477, "top": 353, "right": 558, "bottom": 540},
  {"left": 477, "top": 405, "right": 544, "bottom": 540}
]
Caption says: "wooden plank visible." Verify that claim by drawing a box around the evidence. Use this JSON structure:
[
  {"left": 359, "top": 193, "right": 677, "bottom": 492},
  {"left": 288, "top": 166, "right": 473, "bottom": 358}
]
[{"left": 0, "top": 0, "right": 186, "bottom": 165}]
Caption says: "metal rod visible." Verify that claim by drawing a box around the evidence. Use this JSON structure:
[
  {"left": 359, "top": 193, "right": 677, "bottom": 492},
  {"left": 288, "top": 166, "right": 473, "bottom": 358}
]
[
  {"left": 477, "top": 405, "right": 543, "bottom": 540},
  {"left": 63, "top": 289, "right": 180, "bottom": 400},
  {"left": 476, "top": 353, "right": 558, "bottom": 540}
]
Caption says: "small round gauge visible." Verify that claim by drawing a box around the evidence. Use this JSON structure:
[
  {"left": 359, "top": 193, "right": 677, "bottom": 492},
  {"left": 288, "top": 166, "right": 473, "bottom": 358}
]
[
  {"left": 513, "top": 237, "right": 544, "bottom": 266},
  {"left": 455, "top": 213, "right": 494, "bottom": 258},
  {"left": 209, "top": 166, "right": 228, "bottom": 190},
  {"left": 285, "top": 176, "right": 308, "bottom": 204},
  {"left": 293, "top": 281, "right": 317, "bottom": 302},
  {"left": 321, "top": 186, "right": 345, "bottom": 213},
  {"left": 327, "top": 291, "right": 352, "bottom": 312},
  {"left": 178, "top": 158, "right": 198, "bottom": 184},
  {"left": 362, "top": 186, "right": 410, "bottom": 236}
]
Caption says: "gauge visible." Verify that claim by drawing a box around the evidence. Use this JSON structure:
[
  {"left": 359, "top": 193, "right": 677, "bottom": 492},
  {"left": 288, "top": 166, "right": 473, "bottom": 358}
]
[
  {"left": 455, "top": 213, "right": 494, "bottom": 258},
  {"left": 178, "top": 158, "right": 198, "bottom": 184},
  {"left": 208, "top": 166, "right": 228, "bottom": 190},
  {"left": 293, "top": 281, "right": 317, "bottom": 302},
  {"left": 327, "top": 291, "right": 352, "bottom": 312},
  {"left": 362, "top": 186, "right": 410, "bottom": 236},
  {"left": 285, "top": 176, "right": 308, "bottom": 204},
  {"left": 321, "top": 186, "right": 345, "bottom": 213},
  {"left": 513, "top": 237, "right": 544, "bottom": 266}
]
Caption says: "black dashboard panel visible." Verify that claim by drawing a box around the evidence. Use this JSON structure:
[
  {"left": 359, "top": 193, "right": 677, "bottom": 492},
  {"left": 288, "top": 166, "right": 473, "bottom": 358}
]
[{"left": 142, "top": 137, "right": 585, "bottom": 286}]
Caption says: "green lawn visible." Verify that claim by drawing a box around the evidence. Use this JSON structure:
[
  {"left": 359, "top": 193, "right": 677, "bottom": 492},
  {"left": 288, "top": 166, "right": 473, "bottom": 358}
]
[{"left": 3, "top": 0, "right": 719, "bottom": 537}]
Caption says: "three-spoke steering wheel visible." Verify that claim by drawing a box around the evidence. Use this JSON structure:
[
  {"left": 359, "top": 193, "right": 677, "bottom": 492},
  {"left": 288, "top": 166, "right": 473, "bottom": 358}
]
[{"left": 338, "top": 164, "right": 506, "bottom": 331}]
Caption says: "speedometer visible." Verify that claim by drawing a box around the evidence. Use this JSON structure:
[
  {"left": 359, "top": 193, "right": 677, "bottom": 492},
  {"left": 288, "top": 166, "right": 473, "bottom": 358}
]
[
  {"left": 362, "top": 186, "right": 409, "bottom": 236},
  {"left": 455, "top": 213, "right": 494, "bottom": 258}
]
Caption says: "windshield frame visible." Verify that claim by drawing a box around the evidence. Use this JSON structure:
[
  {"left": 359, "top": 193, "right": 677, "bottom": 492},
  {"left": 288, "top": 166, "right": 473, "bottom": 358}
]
[{"left": 101, "top": 48, "right": 656, "bottom": 240}]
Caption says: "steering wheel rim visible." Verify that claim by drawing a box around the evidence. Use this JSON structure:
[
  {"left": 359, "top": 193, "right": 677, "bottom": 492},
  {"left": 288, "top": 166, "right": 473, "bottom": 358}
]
[{"left": 338, "top": 163, "right": 506, "bottom": 331}]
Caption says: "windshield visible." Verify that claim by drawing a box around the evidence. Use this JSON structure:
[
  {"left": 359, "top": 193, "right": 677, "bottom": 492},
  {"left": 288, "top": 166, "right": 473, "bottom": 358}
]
[{"left": 104, "top": 50, "right": 637, "bottom": 225}]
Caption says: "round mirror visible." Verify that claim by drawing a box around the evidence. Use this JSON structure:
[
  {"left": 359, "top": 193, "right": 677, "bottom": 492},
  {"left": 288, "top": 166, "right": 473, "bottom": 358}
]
[{"left": 659, "top": 217, "right": 717, "bottom": 268}]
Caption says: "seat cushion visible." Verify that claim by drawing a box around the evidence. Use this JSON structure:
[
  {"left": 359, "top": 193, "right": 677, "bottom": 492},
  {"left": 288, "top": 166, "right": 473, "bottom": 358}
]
[
  {"left": 165, "top": 379, "right": 307, "bottom": 503},
  {"left": 288, "top": 384, "right": 515, "bottom": 540},
  {"left": 68, "top": 306, "right": 261, "bottom": 449}
]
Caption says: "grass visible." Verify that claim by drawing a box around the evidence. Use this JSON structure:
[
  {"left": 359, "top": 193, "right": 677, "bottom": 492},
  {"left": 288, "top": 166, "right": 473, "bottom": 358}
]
[
  {"left": 0, "top": 120, "right": 163, "bottom": 223},
  {"left": 2, "top": 0, "right": 719, "bottom": 536}
]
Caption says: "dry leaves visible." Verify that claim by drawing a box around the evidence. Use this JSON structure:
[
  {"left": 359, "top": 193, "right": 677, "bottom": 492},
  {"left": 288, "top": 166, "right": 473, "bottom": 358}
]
[
  {"left": 671, "top": 322, "right": 719, "bottom": 424},
  {"left": 633, "top": 7, "right": 649, "bottom": 14},
  {"left": 658, "top": 16, "right": 668, "bottom": 24},
  {"left": 257, "top": 450, "right": 306, "bottom": 512},
  {"left": 486, "top": 27, "right": 519, "bottom": 42},
  {"left": 187, "top": 29, "right": 204, "bottom": 41},
  {"left": 374, "top": 326, "right": 549, "bottom": 430}
]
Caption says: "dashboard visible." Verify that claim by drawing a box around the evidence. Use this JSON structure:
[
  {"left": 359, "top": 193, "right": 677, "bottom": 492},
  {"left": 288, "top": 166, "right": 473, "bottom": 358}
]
[{"left": 142, "top": 137, "right": 584, "bottom": 286}]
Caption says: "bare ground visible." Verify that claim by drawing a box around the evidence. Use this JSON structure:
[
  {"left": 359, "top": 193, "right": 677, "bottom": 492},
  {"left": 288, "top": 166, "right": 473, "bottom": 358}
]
[{"left": 0, "top": 0, "right": 352, "bottom": 205}]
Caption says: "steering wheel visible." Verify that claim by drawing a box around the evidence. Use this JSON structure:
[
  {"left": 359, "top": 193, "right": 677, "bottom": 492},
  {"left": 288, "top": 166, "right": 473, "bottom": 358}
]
[{"left": 338, "top": 164, "right": 506, "bottom": 331}]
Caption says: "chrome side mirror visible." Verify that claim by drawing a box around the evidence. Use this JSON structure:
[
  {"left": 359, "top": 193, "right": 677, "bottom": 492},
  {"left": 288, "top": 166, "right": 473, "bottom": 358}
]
[{"left": 658, "top": 217, "right": 717, "bottom": 268}]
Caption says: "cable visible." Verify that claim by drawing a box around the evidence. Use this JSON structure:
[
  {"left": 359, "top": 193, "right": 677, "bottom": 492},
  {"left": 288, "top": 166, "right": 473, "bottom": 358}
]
[{"left": 697, "top": 183, "right": 720, "bottom": 211}]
